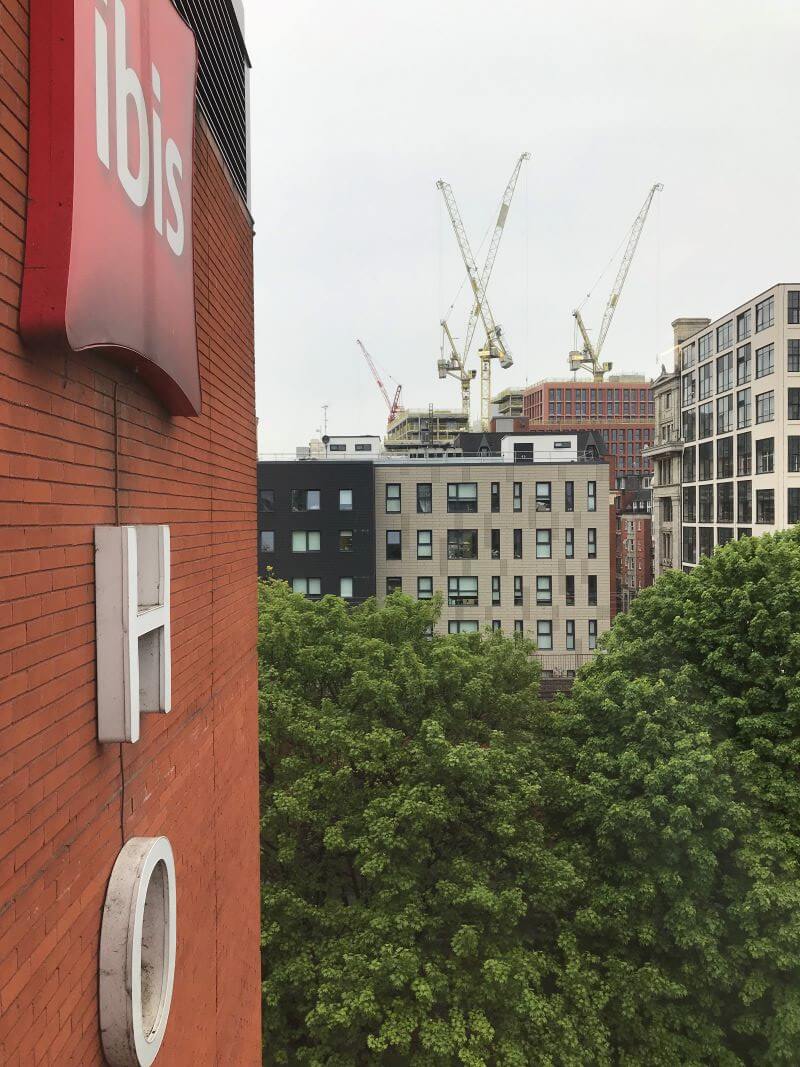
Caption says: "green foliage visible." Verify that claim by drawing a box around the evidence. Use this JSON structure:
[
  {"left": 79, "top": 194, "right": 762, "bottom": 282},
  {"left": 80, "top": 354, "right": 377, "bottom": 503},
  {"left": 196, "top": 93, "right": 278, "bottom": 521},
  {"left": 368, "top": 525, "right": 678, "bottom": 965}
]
[{"left": 261, "top": 528, "right": 800, "bottom": 1064}]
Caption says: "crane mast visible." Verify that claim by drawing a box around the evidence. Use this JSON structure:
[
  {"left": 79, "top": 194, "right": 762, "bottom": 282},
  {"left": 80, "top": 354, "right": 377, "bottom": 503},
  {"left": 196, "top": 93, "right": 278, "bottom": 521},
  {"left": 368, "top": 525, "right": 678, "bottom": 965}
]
[
  {"left": 357, "top": 339, "right": 402, "bottom": 426},
  {"left": 569, "top": 182, "right": 664, "bottom": 382}
]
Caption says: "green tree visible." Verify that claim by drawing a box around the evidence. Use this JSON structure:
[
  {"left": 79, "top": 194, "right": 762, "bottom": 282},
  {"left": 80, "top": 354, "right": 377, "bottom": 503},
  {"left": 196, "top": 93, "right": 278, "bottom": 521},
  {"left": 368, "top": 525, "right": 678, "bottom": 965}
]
[
  {"left": 543, "top": 527, "right": 800, "bottom": 1065},
  {"left": 260, "top": 582, "right": 606, "bottom": 1065}
]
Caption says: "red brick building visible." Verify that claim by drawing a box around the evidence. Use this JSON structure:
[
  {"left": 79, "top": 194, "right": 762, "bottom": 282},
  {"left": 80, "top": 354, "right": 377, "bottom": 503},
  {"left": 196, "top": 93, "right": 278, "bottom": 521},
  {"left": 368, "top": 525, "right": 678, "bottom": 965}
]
[{"left": 0, "top": 2, "right": 261, "bottom": 1063}]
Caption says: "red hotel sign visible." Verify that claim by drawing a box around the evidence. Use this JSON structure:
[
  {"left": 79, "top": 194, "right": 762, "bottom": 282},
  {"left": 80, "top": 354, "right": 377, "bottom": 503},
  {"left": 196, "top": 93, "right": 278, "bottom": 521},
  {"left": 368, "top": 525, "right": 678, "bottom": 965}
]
[{"left": 21, "top": 0, "right": 202, "bottom": 416}]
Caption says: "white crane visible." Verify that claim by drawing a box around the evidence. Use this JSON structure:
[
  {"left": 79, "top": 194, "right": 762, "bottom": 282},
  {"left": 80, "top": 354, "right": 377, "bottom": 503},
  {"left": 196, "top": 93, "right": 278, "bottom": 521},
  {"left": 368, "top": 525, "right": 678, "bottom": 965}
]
[
  {"left": 438, "top": 154, "right": 529, "bottom": 430},
  {"left": 357, "top": 339, "right": 403, "bottom": 426},
  {"left": 569, "top": 182, "right": 664, "bottom": 382}
]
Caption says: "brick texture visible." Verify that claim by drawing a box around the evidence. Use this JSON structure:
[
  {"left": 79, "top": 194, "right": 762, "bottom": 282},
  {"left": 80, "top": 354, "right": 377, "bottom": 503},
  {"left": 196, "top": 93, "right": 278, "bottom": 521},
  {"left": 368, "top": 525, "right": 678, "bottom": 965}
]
[{"left": 0, "top": 1, "right": 261, "bottom": 1063}]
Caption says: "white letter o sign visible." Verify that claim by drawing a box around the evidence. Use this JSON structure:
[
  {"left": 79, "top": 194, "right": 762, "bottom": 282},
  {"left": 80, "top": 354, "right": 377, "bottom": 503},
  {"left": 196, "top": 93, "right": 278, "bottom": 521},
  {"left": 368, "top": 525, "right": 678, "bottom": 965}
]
[{"left": 100, "top": 837, "right": 177, "bottom": 1066}]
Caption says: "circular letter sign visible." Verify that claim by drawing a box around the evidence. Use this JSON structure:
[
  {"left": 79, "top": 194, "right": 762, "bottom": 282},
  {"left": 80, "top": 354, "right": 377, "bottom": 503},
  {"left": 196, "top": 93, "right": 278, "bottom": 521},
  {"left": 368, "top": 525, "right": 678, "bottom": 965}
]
[{"left": 100, "top": 837, "right": 177, "bottom": 1066}]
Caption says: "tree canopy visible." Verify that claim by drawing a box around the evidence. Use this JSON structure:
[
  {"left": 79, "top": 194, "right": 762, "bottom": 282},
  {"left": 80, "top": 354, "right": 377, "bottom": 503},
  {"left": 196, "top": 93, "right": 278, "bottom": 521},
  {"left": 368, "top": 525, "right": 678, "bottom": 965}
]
[{"left": 261, "top": 527, "right": 800, "bottom": 1065}]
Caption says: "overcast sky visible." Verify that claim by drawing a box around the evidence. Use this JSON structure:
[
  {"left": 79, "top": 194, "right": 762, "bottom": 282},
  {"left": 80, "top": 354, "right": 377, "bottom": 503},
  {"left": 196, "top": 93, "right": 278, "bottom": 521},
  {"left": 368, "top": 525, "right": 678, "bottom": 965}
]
[{"left": 244, "top": 0, "right": 800, "bottom": 454}]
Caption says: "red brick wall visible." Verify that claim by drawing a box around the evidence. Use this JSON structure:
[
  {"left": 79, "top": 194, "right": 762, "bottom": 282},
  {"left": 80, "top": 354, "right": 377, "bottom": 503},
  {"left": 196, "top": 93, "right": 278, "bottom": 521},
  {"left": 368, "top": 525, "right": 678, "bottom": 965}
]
[{"left": 0, "top": 2, "right": 261, "bottom": 1063}]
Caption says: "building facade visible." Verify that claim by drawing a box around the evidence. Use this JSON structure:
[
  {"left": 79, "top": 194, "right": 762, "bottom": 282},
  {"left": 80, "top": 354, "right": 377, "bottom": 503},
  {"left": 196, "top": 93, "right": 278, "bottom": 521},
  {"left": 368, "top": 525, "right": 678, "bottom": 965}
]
[
  {"left": 0, "top": 2, "right": 261, "bottom": 1063},
  {"left": 384, "top": 409, "right": 470, "bottom": 454},
  {"left": 258, "top": 460, "right": 376, "bottom": 603}
]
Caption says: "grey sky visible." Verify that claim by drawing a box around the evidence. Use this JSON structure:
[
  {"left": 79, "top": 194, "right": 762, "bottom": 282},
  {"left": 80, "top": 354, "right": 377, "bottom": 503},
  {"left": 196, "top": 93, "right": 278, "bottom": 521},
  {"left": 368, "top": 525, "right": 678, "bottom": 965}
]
[{"left": 245, "top": 0, "right": 800, "bottom": 454}]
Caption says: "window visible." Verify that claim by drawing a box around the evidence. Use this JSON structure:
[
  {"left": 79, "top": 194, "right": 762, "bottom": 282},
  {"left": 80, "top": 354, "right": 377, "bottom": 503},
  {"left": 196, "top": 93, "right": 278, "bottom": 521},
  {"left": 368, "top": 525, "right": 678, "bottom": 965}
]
[
  {"left": 588, "top": 620, "right": 598, "bottom": 651},
  {"left": 513, "top": 482, "right": 522, "bottom": 512},
  {"left": 756, "top": 390, "right": 774, "bottom": 424},
  {"left": 718, "top": 528, "right": 734, "bottom": 546},
  {"left": 737, "top": 388, "right": 751, "bottom": 429},
  {"left": 789, "top": 436, "right": 800, "bottom": 473},
  {"left": 755, "top": 295, "right": 774, "bottom": 332},
  {"left": 514, "top": 620, "right": 524, "bottom": 636},
  {"left": 340, "top": 578, "right": 354, "bottom": 599},
  {"left": 537, "top": 621, "right": 553, "bottom": 651},
  {"left": 339, "top": 530, "right": 353, "bottom": 553},
  {"left": 292, "top": 577, "right": 321, "bottom": 597},
  {"left": 699, "top": 527, "right": 714, "bottom": 558},
  {"left": 789, "top": 291, "right": 800, "bottom": 325},
  {"left": 292, "top": 531, "right": 321, "bottom": 553},
  {"left": 737, "top": 309, "right": 751, "bottom": 341},
  {"left": 449, "top": 620, "right": 479, "bottom": 635},
  {"left": 417, "top": 529, "right": 432, "bottom": 559},
  {"left": 682, "top": 372, "right": 696, "bottom": 407},
  {"left": 699, "top": 442, "right": 713, "bottom": 481},
  {"left": 386, "top": 530, "right": 402, "bottom": 560},
  {"left": 789, "top": 488, "right": 800, "bottom": 524},
  {"left": 736, "top": 344, "right": 751, "bottom": 385},
  {"left": 661, "top": 497, "right": 673, "bottom": 522},
  {"left": 698, "top": 402, "right": 713, "bottom": 438},
  {"left": 565, "top": 575, "right": 575, "bottom": 606},
  {"left": 587, "top": 481, "right": 597, "bottom": 512},
  {"left": 683, "top": 447, "right": 696, "bottom": 482},
  {"left": 717, "top": 352, "right": 733, "bottom": 392},
  {"left": 492, "top": 576, "right": 501, "bottom": 606},
  {"left": 355, "top": 442, "right": 372, "bottom": 452},
  {"left": 683, "top": 486, "right": 696, "bottom": 522},
  {"left": 657, "top": 459, "right": 672, "bottom": 485},
  {"left": 490, "top": 482, "right": 500, "bottom": 513},
  {"left": 756, "top": 437, "right": 774, "bottom": 475},
  {"left": 447, "top": 482, "right": 478, "bottom": 512},
  {"left": 789, "top": 340, "right": 800, "bottom": 373},
  {"left": 682, "top": 342, "right": 696, "bottom": 368},
  {"left": 756, "top": 343, "right": 774, "bottom": 379},
  {"left": 260, "top": 489, "right": 275, "bottom": 512},
  {"left": 789, "top": 389, "right": 800, "bottom": 421},
  {"left": 738, "top": 528, "right": 752, "bottom": 539},
  {"left": 537, "top": 530, "right": 552, "bottom": 559},
  {"left": 698, "top": 333, "right": 712, "bottom": 360},
  {"left": 339, "top": 489, "right": 353, "bottom": 511},
  {"left": 737, "top": 481, "right": 752, "bottom": 524},
  {"left": 587, "top": 528, "right": 597, "bottom": 559},
  {"left": 386, "top": 576, "right": 402, "bottom": 595},
  {"left": 514, "top": 576, "right": 524, "bottom": 607},
  {"left": 717, "top": 394, "right": 733, "bottom": 434},
  {"left": 716, "top": 437, "right": 733, "bottom": 479},
  {"left": 737, "top": 432, "right": 752, "bottom": 476},
  {"left": 565, "top": 528, "right": 574, "bottom": 559},
  {"left": 385, "top": 483, "right": 401, "bottom": 513},
  {"left": 447, "top": 530, "right": 478, "bottom": 561},
  {"left": 756, "top": 489, "right": 775, "bottom": 525},
  {"left": 683, "top": 526, "right": 697, "bottom": 564},
  {"left": 717, "top": 482, "right": 734, "bottom": 523},
  {"left": 699, "top": 484, "right": 714, "bottom": 523},
  {"left": 448, "top": 575, "right": 478, "bottom": 607},
  {"left": 717, "top": 320, "right": 733, "bottom": 352},
  {"left": 260, "top": 530, "right": 274, "bottom": 553},
  {"left": 699, "top": 364, "right": 712, "bottom": 400},
  {"left": 566, "top": 620, "right": 576, "bottom": 651},
  {"left": 491, "top": 529, "right": 500, "bottom": 560},
  {"left": 417, "top": 576, "right": 433, "bottom": 600},
  {"left": 329, "top": 444, "right": 346, "bottom": 453},
  {"left": 536, "top": 576, "right": 552, "bottom": 605},
  {"left": 588, "top": 575, "right": 597, "bottom": 607},
  {"left": 492, "top": 620, "right": 502, "bottom": 632},
  {"left": 536, "top": 482, "right": 552, "bottom": 512},
  {"left": 565, "top": 481, "right": 575, "bottom": 512},
  {"left": 513, "top": 529, "right": 523, "bottom": 559},
  {"left": 416, "top": 483, "right": 432, "bottom": 514},
  {"left": 682, "top": 409, "right": 696, "bottom": 443},
  {"left": 290, "top": 489, "right": 320, "bottom": 512}
]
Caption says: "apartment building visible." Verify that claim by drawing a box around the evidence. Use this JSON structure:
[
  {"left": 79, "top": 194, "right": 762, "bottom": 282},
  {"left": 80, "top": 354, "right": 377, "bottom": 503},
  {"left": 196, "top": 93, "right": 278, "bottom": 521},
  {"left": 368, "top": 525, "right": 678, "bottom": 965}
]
[
  {"left": 373, "top": 434, "right": 612, "bottom": 656},
  {"left": 648, "top": 285, "right": 800, "bottom": 573}
]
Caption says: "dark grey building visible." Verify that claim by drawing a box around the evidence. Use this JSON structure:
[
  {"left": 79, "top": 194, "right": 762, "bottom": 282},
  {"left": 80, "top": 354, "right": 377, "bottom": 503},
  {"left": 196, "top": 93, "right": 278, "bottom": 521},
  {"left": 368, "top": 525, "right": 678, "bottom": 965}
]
[{"left": 258, "top": 460, "right": 376, "bottom": 603}]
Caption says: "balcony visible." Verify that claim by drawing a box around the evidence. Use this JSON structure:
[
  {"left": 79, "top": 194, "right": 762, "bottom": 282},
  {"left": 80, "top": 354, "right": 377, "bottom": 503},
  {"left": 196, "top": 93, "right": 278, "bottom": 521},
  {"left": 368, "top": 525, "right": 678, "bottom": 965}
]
[{"left": 643, "top": 436, "right": 683, "bottom": 460}]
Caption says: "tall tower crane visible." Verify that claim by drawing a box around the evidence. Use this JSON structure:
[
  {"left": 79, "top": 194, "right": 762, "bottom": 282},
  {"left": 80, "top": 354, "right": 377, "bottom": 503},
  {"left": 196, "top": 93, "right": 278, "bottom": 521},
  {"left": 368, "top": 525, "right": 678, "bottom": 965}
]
[
  {"left": 357, "top": 339, "right": 403, "bottom": 426},
  {"left": 438, "top": 153, "right": 530, "bottom": 426},
  {"left": 569, "top": 182, "right": 664, "bottom": 382}
]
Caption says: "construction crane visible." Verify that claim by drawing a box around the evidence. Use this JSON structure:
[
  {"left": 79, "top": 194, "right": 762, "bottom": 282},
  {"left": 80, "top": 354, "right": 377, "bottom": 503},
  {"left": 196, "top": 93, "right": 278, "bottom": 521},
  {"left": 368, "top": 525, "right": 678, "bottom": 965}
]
[
  {"left": 357, "top": 339, "right": 402, "bottom": 426},
  {"left": 569, "top": 182, "right": 664, "bottom": 382},
  {"left": 438, "top": 153, "right": 530, "bottom": 425}
]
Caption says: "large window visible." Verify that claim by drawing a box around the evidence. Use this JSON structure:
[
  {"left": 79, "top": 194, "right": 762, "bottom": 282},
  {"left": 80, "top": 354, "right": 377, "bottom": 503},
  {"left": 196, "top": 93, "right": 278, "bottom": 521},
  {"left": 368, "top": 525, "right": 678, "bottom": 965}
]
[
  {"left": 292, "top": 530, "right": 321, "bottom": 553},
  {"left": 513, "top": 528, "right": 523, "bottom": 559},
  {"left": 386, "top": 530, "right": 402, "bottom": 560},
  {"left": 340, "top": 578, "right": 354, "bottom": 599},
  {"left": 587, "top": 528, "right": 597, "bottom": 559},
  {"left": 756, "top": 390, "right": 775, "bottom": 424},
  {"left": 789, "top": 436, "right": 800, "bottom": 473},
  {"left": 492, "top": 576, "right": 501, "bottom": 606},
  {"left": 447, "top": 482, "right": 478, "bottom": 513},
  {"left": 698, "top": 333, "right": 712, "bottom": 360},
  {"left": 339, "top": 489, "right": 353, "bottom": 511},
  {"left": 588, "top": 620, "right": 598, "bottom": 651},
  {"left": 514, "top": 575, "right": 524, "bottom": 607},
  {"left": 738, "top": 481, "right": 752, "bottom": 524},
  {"left": 260, "top": 531, "right": 275, "bottom": 553},
  {"left": 756, "top": 489, "right": 775, "bottom": 525},
  {"left": 698, "top": 402, "right": 713, "bottom": 438},
  {"left": 699, "top": 441, "right": 714, "bottom": 481},
  {"left": 699, "top": 527, "right": 714, "bottom": 558},
  {"left": 736, "top": 344, "right": 751, "bottom": 384},
  {"left": 490, "top": 482, "right": 500, "bottom": 513},
  {"left": 737, "top": 310, "right": 751, "bottom": 341},
  {"left": 449, "top": 620, "right": 479, "bottom": 635},
  {"left": 292, "top": 577, "right": 321, "bottom": 597},
  {"left": 587, "top": 481, "right": 597, "bottom": 512},
  {"left": 755, "top": 295, "right": 774, "bottom": 332},
  {"left": 588, "top": 575, "right": 598, "bottom": 607},
  {"left": 699, "top": 485, "right": 714, "bottom": 523},
  {"left": 683, "top": 526, "right": 697, "bottom": 565},
  {"left": 718, "top": 528, "right": 734, "bottom": 547},
  {"left": 566, "top": 620, "right": 576, "bottom": 651},
  {"left": 789, "top": 389, "right": 800, "bottom": 421},
  {"left": 339, "top": 530, "right": 353, "bottom": 553},
  {"left": 683, "top": 486, "right": 696, "bottom": 522},
  {"left": 683, "top": 446, "right": 696, "bottom": 482},
  {"left": 699, "top": 364, "right": 713, "bottom": 400},
  {"left": 717, "top": 321, "right": 733, "bottom": 352},
  {"left": 536, "top": 576, "right": 553, "bottom": 605},
  {"left": 417, "top": 529, "right": 433, "bottom": 559},
  {"left": 717, "top": 437, "right": 733, "bottom": 479},
  {"left": 290, "top": 489, "right": 320, "bottom": 512},
  {"left": 565, "top": 481, "right": 575, "bottom": 512},
  {"left": 789, "top": 488, "right": 800, "bottom": 524},
  {"left": 789, "top": 291, "right": 800, "bottom": 325},
  {"left": 447, "top": 529, "right": 478, "bottom": 560},
  {"left": 385, "top": 483, "right": 401, "bottom": 513},
  {"left": 755, "top": 343, "right": 774, "bottom": 379},
  {"left": 682, "top": 342, "right": 696, "bottom": 368},
  {"left": 717, "top": 482, "right": 734, "bottom": 523},
  {"left": 565, "top": 528, "right": 574, "bottom": 559},
  {"left": 682, "top": 409, "right": 696, "bottom": 442},
  {"left": 661, "top": 497, "right": 673, "bottom": 522},
  {"left": 789, "top": 339, "right": 800, "bottom": 373},
  {"left": 717, "top": 352, "right": 733, "bottom": 392},
  {"left": 260, "top": 489, "right": 275, "bottom": 512},
  {"left": 536, "top": 530, "right": 552, "bottom": 559},
  {"left": 737, "top": 388, "right": 751, "bottom": 429},
  {"left": 535, "top": 482, "right": 552, "bottom": 512},
  {"left": 513, "top": 482, "right": 522, "bottom": 512},
  {"left": 537, "top": 621, "right": 554, "bottom": 651},
  {"left": 756, "top": 437, "right": 774, "bottom": 475},
  {"left": 737, "top": 432, "right": 752, "bottom": 476},
  {"left": 565, "top": 574, "right": 575, "bottom": 606},
  {"left": 417, "top": 576, "right": 433, "bottom": 600},
  {"left": 417, "top": 483, "right": 432, "bottom": 514},
  {"left": 717, "top": 394, "right": 733, "bottom": 434},
  {"left": 448, "top": 575, "right": 478, "bottom": 607},
  {"left": 491, "top": 528, "right": 500, "bottom": 559},
  {"left": 386, "top": 577, "right": 402, "bottom": 595},
  {"left": 682, "top": 373, "right": 696, "bottom": 407}
]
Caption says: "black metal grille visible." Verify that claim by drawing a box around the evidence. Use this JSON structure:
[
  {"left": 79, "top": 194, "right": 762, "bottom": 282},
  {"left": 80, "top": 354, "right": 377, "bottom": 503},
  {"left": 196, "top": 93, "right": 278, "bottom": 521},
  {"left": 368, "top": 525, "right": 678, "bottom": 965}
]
[{"left": 172, "top": 0, "right": 250, "bottom": 204}]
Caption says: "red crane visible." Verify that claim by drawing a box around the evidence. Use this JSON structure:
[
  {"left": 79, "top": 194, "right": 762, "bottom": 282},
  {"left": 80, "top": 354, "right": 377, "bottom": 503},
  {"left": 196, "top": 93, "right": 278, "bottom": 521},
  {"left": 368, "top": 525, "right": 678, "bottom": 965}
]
[{"left": 357, "top": 339, "right": 403, "bottom": 425}]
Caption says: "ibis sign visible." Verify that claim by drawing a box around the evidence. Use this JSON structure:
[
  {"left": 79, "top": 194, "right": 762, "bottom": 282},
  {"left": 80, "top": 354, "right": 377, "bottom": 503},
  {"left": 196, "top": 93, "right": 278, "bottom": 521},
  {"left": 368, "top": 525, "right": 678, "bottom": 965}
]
[{"left": 21, "top": 0, "right": 202, "bottom": 416}]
